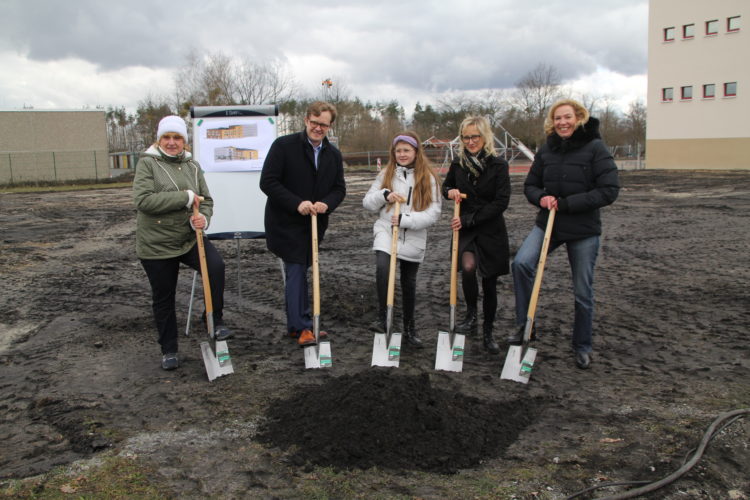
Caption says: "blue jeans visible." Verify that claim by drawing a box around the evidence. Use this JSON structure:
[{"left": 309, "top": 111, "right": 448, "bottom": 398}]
[{"left": 511, "top": 225, "right": 599, "bottom": 353}]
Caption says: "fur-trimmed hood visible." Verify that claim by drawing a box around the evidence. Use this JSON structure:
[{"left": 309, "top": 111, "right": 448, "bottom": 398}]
[{"left": 547, "top": 116, "right": 602, "bottom": 152}]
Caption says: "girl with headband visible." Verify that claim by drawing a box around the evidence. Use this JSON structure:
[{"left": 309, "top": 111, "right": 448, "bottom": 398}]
[{"left": 363, "top": 131, "right": 442, "bottom": 348}]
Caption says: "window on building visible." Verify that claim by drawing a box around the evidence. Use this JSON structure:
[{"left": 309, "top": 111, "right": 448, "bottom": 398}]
[
  {"left": 706, "top": 19, "right": 719, "bottom": 35},
  {"left": 664, "top": 26, "right": 675, "bottom": 41},
  {"left": 724, "top": 82, "right": 737, "bottom": 97},
  {"left": 727, "top": 16, "right": 741, "bottom": 32},
  {"left": 703, "top": 84, "right": 716, "bottom": 98},
  {"left": 683, "top": 24, "right": 695, "bottom": 38},
  {"left": 662, "top": 87, "right": 674, "bottom": 101},
  {"left": 681, "top": 86, "right": 693, "bottom": 100}
]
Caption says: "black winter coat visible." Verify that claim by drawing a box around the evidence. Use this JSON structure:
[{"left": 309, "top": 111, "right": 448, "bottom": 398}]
[
  {"left": 260, "top": 130, "right": 346, "bottom": 264},
  {"left": 442, "top": 153, "right": 511, "bottom": 277},
  {"left": 524, "top": 117, "right": 619, "bottom": 241}
]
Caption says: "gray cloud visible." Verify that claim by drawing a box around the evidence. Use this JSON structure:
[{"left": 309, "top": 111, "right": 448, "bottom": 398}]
[{"left": 0, "top": 0, "right": 647, "bottom": 105}]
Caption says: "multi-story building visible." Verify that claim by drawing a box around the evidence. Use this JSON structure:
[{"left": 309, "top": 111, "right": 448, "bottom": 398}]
[
  {"left": 206, "top": 124, "right": 258, "bottom": 139},
  {"left": 214, "top": 146, "right": 259, "bottom": 161},
  {"left": 647, "top": 0, "right": 747, "bottom": 169}
]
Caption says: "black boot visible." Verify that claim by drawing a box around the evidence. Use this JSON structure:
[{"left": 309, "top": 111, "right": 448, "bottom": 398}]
[
  {"left": 455, "top": 306, "right": 478, "bottom": 335},
  {"left": 483, "top": 323, "right": 500, "bottom": 354},
  {"left": 404, "top": 319, "right": 423, "bottom": 348},
  {"left": 369, "top": 309, "right": 387, "bottom": 333}
]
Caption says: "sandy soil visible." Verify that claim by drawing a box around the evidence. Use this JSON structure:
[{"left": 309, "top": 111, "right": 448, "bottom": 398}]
[{"left": 0, "top": 170, "right": 748, "bottom": 499}]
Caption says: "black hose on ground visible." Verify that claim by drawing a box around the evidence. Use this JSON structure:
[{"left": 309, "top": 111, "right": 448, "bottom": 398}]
[{"left": 565, "top": 408, "right": 749, "bottom": 500}]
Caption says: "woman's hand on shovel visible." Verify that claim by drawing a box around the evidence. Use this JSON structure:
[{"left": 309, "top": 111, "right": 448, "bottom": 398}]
[{"left": 190, "top": 196, "right": 207, "bottom": 230}]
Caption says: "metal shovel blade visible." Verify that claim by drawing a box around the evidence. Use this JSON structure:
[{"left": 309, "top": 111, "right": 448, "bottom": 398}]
[
  {"left": 371, "top": 333, "right": 401, "bottom": 367},
  {"left": 435, "top": 330, "right": 465, "bottom": 372},
  {"left": 200, "top": 340, "right": 234, "bottom": 382},
  {"left": 500, "top": 345, "right": 537, "bottom": 384},
  {"left": 304, "top": 341, "right": 333, "bottom": 369}
]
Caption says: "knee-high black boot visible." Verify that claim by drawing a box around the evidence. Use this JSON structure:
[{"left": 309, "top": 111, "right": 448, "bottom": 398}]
[
  {"left": 370, "top": 307, "right": 387, "bottom": 333},
  {"left": 483, "top": 322, "right": 500, "bottom": 354},
  {"left": 455, "top": 306, "right": 478, "bottom": 335},
  {"left": 404, "top": 318, "right": 423, "bottom": 348}
]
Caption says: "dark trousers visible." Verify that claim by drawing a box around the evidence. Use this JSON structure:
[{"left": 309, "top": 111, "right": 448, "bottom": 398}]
[
  {"left": 460, "top": 249, "right": 498, "bottom": 327},
  {"left": 141, "top": 239, "right": 225, "bottom": 354},
  {"left": 283, "top": 261, "right": 311, "bottom": 334},
  {"left": 375, "top": 250, "right": 419, "bottom": 327}
]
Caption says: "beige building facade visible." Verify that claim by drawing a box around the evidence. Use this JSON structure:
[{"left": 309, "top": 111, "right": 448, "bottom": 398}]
[
  {"left": 0, "top": 110, "right": 108, "bottom": 184},
  {"left": 647, "top": 0, "right": 748, "bottom": 169}
]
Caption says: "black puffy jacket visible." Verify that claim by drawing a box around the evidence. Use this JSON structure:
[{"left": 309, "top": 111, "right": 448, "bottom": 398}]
[{"left": 524, "top": 117, "right": 620, "bottom": 241}]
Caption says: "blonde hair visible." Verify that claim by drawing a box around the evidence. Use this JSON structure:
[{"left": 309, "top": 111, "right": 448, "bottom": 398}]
[
  {"left": 381, "top": 131, "right": 440, "bottom": 212},
  {"left": 544, "top": 99, "right": 590, "bottom": 136},
  {"left": 457, "top": 116, "right": 497, "bottom": 158}
]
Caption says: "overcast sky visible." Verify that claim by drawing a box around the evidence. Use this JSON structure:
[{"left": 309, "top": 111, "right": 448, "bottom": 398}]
[{"left": 0, "top": 0, "right": 648, "bottom": 116}]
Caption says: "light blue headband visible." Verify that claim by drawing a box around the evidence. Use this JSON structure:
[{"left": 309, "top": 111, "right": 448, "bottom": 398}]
[{"left": 392, "top": 135, "right": 418, "bottom": 149}]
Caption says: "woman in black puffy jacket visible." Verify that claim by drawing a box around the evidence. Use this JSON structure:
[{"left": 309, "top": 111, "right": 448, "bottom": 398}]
[{"left": 508, "top": 99, "right": 620, "bottom": 370}]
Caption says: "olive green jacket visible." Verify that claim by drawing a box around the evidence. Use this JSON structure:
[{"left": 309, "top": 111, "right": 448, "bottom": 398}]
[{"left": 133, "top": 145, "right": 213, "bottom": 259}]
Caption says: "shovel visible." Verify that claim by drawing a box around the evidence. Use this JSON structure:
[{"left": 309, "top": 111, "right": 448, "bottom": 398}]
[
  {"left": 304, "top": 213, "right": 333, "bottom": 369},
  {"left": 435, "top": 194, "right": 467, "bottom": 372},
  {"left": 371, "top": 201, "right": 402, "bottom": 367},
  {"left": 193, "top": 201, "right": 234, "bottom": 381},
  {"left": 501, "top": 208, "right": 556, "bottom": 384}
]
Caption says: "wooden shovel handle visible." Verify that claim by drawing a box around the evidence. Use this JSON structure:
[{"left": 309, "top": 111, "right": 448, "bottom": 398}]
[
  {"left": 386, "top": 201, "right": 400, "bottom": 307},
  {"left": 526, "top": 208, "right": 556, "bottom": 321},
  {"left": 193, "top": 203, "right": 213, "bottom": 314},
  {"left": 449, "top": 194, "right": 467, "bottom": 306},
  {"left": 311, "top": 213, "right": 320, "bottom": 317}
]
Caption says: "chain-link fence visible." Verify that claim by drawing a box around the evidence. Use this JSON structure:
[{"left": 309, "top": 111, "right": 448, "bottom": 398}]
[{"left": 0, "top": 150, "right": 109, "bottom": 185}]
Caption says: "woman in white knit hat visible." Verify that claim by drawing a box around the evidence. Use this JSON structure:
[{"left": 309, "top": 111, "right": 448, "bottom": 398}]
[{"left": 133, "top": 115, "right": 234, "bottom": 371}]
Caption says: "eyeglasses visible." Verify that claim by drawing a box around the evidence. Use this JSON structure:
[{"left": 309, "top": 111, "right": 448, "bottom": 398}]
[
  {"left": 308, "top": 119, "right": 331, "bottom": 130},
  {"left": 461, "top": 134, "right": 482, "bottom": 143}
]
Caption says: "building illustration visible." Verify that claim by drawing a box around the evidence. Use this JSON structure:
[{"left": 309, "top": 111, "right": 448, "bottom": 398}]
[
  {"left": 214, "top": 146, "right": 259, "bottom": 162},
  {"left": 206, "top": 124, "right": 259, "bottom": 139}
]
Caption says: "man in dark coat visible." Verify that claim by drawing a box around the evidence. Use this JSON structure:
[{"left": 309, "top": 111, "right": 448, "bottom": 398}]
[{"left": 260, "top": 101, "right": 346, "bottom": 346}]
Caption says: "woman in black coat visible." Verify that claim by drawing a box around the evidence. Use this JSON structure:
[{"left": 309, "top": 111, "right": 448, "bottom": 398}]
[
  {"left": 442, "top": 116, "right": 511, "bottom": 354},
  {"left": 508, "top": 99, "right": 620, "bottom": 370}
]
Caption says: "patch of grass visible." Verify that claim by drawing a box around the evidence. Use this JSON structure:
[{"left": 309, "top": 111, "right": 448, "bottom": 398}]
[
  {"left": 0, "top": 181, "right": 132, "bottom": 194},
  {"left": 0, "top": 456, "right": 171, "bottom": 499}
]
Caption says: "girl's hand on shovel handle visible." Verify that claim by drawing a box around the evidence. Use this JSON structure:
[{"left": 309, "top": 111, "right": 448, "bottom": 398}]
[{"left": 386, "top": 192, "right": 405, "bottom": 204}]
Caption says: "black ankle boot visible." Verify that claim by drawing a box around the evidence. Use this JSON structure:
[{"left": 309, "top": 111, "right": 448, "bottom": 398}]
[
  {"left": 483, "top": 324, "right": 500, "bottom": 354},
  {"left": 404, "top": 320, "right": 423, "bottom": 348},
  {"left": 455, "top": 307, "right": 477, "bottom": 335}
]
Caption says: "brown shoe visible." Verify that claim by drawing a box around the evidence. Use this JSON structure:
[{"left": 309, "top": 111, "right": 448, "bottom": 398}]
[
  {"left": 318, "top": 330, "right": 328, "bottom": 340},
  {"left": 297, "top": 329, "right": 316, "bottom": 347}
]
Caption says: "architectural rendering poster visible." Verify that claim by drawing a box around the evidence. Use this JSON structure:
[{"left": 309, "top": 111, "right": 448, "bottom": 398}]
[
  {"left": 190, "top": 105, "right": 278, "bottom": 237},
  {"left": 193, "top": 111, "right": 277, "bottom": 173}
]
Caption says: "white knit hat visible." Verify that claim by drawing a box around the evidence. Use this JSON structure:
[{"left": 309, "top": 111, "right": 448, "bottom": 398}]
[{"left": 157, "top": 115, "right": 188, "bottom": 142}]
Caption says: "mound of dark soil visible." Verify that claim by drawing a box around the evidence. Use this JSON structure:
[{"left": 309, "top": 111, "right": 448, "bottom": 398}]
[{"left": 259, "top": 369, "right": 544, "bottom": 473}]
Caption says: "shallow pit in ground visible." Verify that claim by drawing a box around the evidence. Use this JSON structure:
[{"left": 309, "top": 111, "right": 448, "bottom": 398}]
[{"left": 258, "top": 369, "right": 545, "bottom": 473}]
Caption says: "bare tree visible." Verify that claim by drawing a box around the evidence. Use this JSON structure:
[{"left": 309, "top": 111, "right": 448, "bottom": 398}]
[
  {"left": 624, "top": 99, "right": 647, "bottom": 154},
  {"left": 510, "top": 63, "right": 563, "bottom": 148},
  {"left": 235, "top": 58, "right": 298, "bottom": 105}
]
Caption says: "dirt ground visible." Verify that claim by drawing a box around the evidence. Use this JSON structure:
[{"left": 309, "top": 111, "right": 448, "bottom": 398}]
[{"left": 0, "top": 169, "right": 748, "bottom": 499}]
